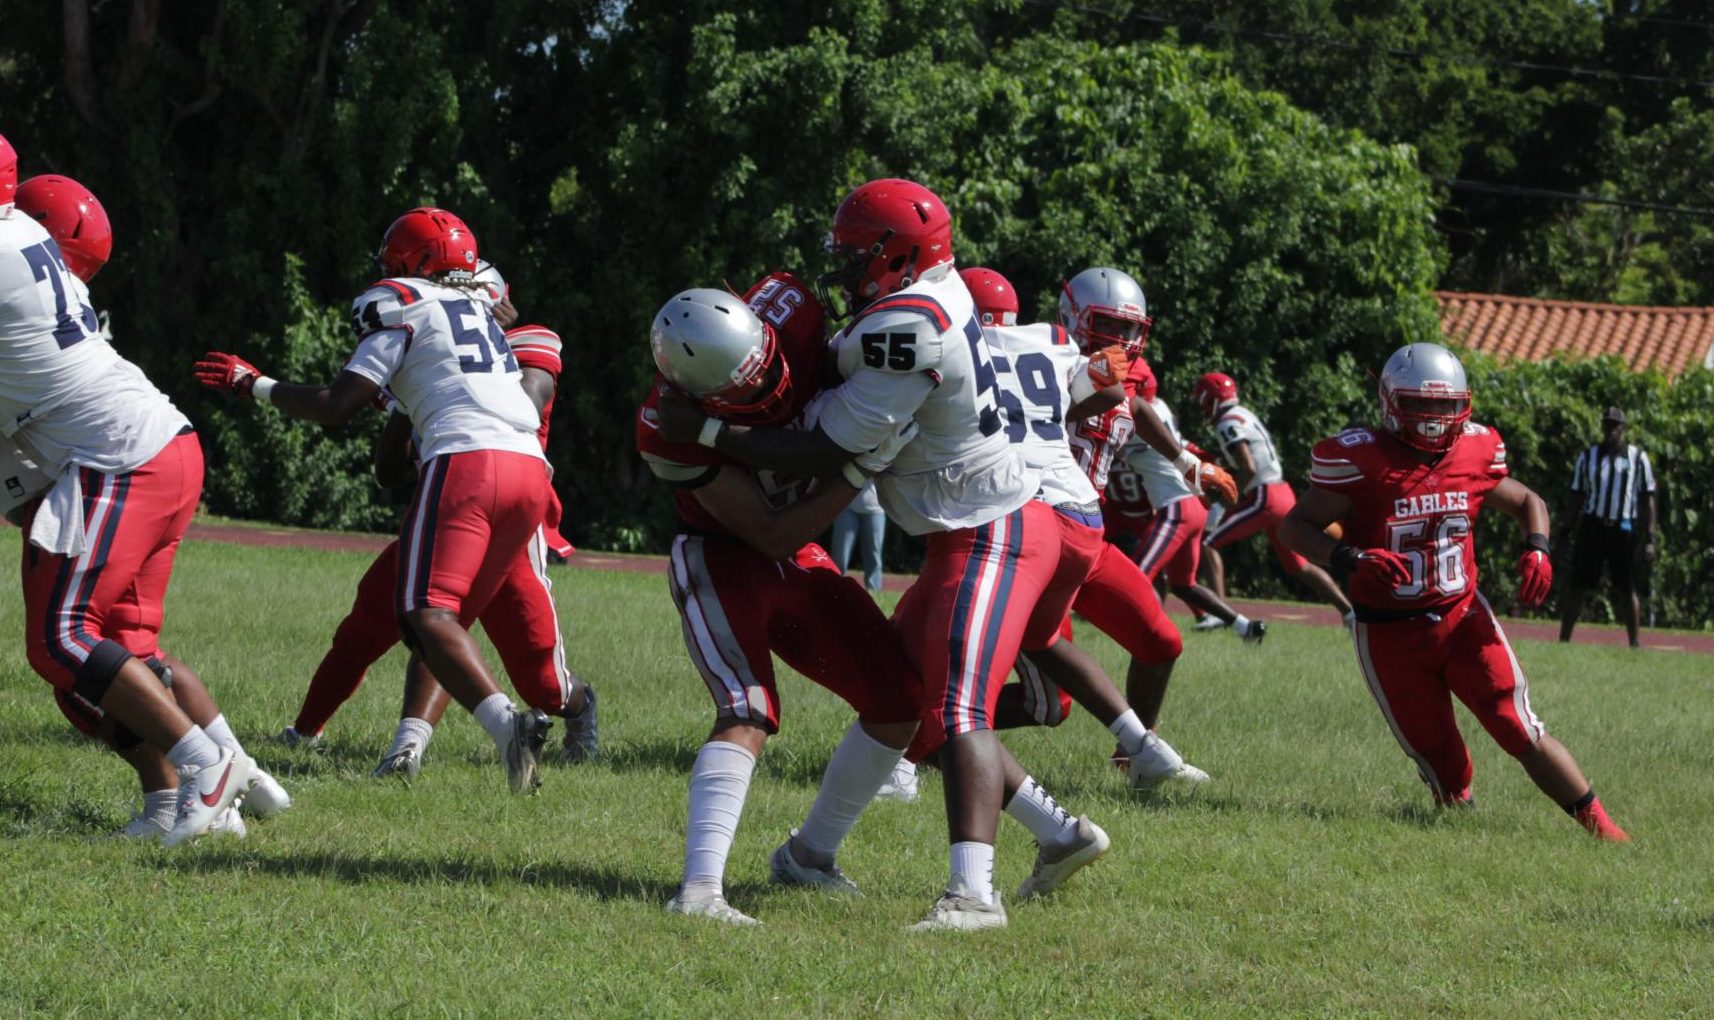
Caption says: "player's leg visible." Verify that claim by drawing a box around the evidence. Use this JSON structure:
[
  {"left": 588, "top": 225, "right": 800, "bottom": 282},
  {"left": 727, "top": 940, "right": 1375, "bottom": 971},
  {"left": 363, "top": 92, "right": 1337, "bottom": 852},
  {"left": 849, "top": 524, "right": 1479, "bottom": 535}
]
[
  {"left": 1559, "top": 517, "right": 1603, "bottom": 642},
  {"left": 1605, "top": 530, "right": 1642, "bottom": 648},
  {"left": 1000, "top": 743, "right": 1109, "bottom": 901},
  {"left": 1449, "top": 595, "right": 1627, "bottom": 840},
  {"left": 398, "top": 452, "right": 553, "bottom": 795},
  {"left": 1352, "top": 618, "right": 1472, "bottom": 802},
  {"left": 287, "top": 544, "right": 403, "bottom": 744},
  {"left": 372, "top": 655, "right": 450, "bottom": 779},
  {"left": 478, "top": 528, "right": 598, "bottom": 762},
  {"left": 665, "top": 535, "right": 784, "bottom": 924},
  {"left": 993, "top": 616, "right": 1075, "bottom": 730},
  {"left": 765, "top": 554, "right": 920, "bottom": 888}
]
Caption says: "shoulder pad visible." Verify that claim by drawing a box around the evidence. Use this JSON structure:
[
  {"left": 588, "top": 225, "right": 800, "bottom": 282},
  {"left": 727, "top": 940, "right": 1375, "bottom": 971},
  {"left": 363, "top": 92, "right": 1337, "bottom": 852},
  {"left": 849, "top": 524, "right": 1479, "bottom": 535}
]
[
  {"left": 1310, "top": 431, "right": 1373, "bottom": 487},
  {"left": 350, "top": 280, "right": 422, "bottom": 338},
  {"left": 837, "top": 303, "right": 948, "bottom": 376}
]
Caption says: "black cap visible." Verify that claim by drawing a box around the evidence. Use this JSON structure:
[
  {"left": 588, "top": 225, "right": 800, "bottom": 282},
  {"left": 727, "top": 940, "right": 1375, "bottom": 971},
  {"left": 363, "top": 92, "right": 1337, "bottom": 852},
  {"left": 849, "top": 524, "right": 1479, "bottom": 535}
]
[{"left": 1602, "top": 406, "right": 1626, "bottom": 424}]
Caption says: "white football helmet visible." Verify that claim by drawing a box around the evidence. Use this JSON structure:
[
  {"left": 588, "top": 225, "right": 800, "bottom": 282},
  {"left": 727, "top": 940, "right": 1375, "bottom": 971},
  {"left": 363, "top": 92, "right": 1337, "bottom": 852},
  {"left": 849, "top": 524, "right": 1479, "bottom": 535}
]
[
  {"left": 472, "top": 260, "right": 507, "bottom": 305},
  {"left": 650, "top": 288, "right": 793, "bottom": 423},
  {"left": 1059, "top": 267, "right": 1152, "bottom": 356},
  {"left": 1379, "top": 343, "right": 1471, "bottom": 453}
]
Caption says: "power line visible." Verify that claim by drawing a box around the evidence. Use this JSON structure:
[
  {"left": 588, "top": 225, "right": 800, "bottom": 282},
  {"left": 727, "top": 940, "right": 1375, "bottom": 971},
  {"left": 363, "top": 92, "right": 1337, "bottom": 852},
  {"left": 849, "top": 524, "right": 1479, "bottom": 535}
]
[
  {"left": 1022, "top": 0, "right": 1714, "bottom": 90},
  {"left": 1436, "top": 177, "right": 1714, "bottom": 218}
]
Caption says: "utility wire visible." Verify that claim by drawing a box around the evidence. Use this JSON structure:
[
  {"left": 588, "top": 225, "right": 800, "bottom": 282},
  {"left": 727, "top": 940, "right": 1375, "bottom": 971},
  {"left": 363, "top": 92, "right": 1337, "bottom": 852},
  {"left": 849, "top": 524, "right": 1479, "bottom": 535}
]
[{"left": 1436, "top": 178, "right": 1714, "bottom": 218}]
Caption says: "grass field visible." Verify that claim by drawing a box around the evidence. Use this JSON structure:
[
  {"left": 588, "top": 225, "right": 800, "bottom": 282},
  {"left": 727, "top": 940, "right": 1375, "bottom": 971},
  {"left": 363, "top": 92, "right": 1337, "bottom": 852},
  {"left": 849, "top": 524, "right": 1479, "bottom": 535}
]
[{"left": 1, "top": 529, "right": 1710, "bottom": 1018}]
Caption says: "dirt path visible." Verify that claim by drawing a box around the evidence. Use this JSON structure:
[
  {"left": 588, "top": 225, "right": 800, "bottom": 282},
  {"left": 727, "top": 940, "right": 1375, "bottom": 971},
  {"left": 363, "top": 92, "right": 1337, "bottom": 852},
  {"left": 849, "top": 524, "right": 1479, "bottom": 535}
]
[{"left": 185, "top": 521, "right": 1713, "bottom": 655}]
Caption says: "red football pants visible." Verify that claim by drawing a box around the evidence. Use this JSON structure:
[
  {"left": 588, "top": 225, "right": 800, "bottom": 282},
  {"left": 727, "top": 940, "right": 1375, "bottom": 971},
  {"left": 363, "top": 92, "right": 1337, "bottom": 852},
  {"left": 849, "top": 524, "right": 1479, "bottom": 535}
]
[
  {"left": 1206, "top": 481, "right": 1310, "bottom": 574},
  {"left": 1136, "top": 496, "right": 1208, "bottom": 588},
  {"left": 396, "top": 449, "right": 549, "bottom": 619},
  {"left": 1351, "top": 592, "right": 1546, "bottom": 798}
]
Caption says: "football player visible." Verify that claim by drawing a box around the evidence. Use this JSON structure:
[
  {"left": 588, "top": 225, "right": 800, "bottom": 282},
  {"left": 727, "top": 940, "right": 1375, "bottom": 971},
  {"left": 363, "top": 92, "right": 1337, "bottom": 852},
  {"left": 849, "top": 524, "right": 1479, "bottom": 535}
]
[
  {"left": 1194, "top": 371, "right": 1355, "bottom": 625},
  {"left": 967, "top": 267, "right": 1211, "bottom": 789},
  {"left": 640, "top": 275, "right": 922, "bottom": 925},
  {"left": 1122, "top": 360, "right": 1264, "bottom": 641},
  {"left": 1280, "top": 343, "right": 1627, "bottom": 840},
  {"left": 655, "top": 180, "right": 1105, "bottom": 931},
  {"left": 2, "top": 156, "right": 284, "bottom": 846},
  {"left": 276, "top": 269, "right": 597, "bottom": 776},
  {"left": 197, "top": 207, "right": 556, "bottom": 796}
]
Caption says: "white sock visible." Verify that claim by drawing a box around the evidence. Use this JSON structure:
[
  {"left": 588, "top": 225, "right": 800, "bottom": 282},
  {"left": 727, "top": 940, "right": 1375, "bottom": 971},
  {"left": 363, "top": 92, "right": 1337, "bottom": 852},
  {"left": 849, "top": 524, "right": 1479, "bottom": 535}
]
[
  {"left": 203, "top": 714, "right": 243, "bottom": 757},
  {"left": 390, "top": 717, "right": 435, "bottom": 757},
  {"left": 1005, "top": 776, "right": 1080, "bottom": 850},
  {"left": 683, "top": 741, "right": 757, "bottom": 895},
  {"left": 949, "top": 841, "right": 997, "bottom": 904},
  {"left": 1232, "top": 613, "right": 1251, "bottom": 631},
  {"left": 166, "top": 728, "right": 222, "bottom": 771},
  {"left": 797, "top": 723, "right": 903, "bottom": 858},
  {"left": 472, "top": 693, "right": 515, "bottom": 751},
  {"left": 143, "top": 789, "right": 177, "bottom": 828},
  {"left": 1109, "top": 709, "right": 1149, "bottom": 758}
]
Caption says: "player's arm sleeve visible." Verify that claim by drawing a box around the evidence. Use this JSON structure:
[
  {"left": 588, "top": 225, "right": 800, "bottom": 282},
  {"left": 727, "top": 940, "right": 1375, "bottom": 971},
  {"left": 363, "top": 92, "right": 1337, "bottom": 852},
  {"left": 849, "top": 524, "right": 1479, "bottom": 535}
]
[
  {"left": 1308, "top": 436, "right": 1366, "bottom": 489},
  {"left": 507, "top": 325, "right": 563, "bottom": 379},
  {"left": 812, "top": 368, "right": 936, "bottom": 456},
  {"left": 344, "top": 329, "right": 409, "bottom": 387},
  {"left": 1486, "top": 429, "right": 1509, "bottom": 480},
  {"left": 637, "top": 403, "right": 721, "bottom": 488}
]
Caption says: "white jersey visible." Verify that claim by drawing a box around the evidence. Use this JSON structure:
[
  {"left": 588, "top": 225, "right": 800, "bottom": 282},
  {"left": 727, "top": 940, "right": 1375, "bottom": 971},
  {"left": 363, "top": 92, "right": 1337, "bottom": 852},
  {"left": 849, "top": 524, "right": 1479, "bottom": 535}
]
[
  {"left": 344, "top": 278, "right": 544, "bottom": 463},
  {"left": 1213, "top": 404, "right": 1284, "bottom": 490},
  {"left": 986, "top": 322, "right": 1098, "bottom": 509},
  {"left": 0, "top": 213, "right": 188, "bottom": 476},
  {"left": 1122, "top": 397, "right": 1196, "bottom": 510},
  {"left": 815, "top": 266, "right": 1037, "bottom": 536}
]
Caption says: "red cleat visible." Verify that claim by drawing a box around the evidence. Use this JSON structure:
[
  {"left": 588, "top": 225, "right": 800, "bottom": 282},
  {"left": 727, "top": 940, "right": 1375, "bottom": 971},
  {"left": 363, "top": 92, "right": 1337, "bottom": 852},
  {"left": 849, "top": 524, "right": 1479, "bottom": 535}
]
[
  {"left": 1433, "top": 787, "right": 1475, "bottom": 808},
  {"left": 1576, "top": 797, "right": 1630, "bottom": 842}
]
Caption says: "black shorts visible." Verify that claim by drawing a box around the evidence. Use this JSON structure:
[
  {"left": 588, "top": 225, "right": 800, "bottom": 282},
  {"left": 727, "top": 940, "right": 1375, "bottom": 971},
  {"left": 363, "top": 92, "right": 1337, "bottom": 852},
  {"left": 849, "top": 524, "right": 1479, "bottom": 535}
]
[{"left": 1571, "top": 517, "right": 1636, "bottom": 593}]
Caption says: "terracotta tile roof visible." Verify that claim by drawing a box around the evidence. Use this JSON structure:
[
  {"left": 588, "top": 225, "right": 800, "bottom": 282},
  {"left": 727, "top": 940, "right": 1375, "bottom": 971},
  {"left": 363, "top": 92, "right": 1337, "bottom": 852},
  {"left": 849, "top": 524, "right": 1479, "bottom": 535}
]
[{"left": 1436, "top": 291, "right": 1714, "bottom": 378}]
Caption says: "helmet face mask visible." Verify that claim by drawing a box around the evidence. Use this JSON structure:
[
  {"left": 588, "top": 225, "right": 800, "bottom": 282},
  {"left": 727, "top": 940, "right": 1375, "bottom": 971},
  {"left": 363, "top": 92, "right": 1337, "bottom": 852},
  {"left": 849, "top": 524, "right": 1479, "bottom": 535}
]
[
  {"left": 1059, "top": 267, "right": 1152, "bottom": 357},
  {"left": 1379, "top": 343, "right": 1472, "bottom": 453},
  {"left": 651, "top": 288, "right": 795, "bottom": 427}
]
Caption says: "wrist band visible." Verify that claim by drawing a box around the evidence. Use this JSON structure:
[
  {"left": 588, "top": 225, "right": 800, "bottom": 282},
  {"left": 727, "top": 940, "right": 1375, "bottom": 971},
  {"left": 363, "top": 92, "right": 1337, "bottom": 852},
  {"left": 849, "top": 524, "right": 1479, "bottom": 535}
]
[
  {"left": 1172, "top": 449, "right": 1200, "bottom": 475},
  {"left": 696, "top": 417, "right": 724, "bottom": 449},
  {"left": 253, "top": 377, "right": 277, "bottom": 403},
  {"left": 1521, "top": 532, "right": 1551, "bottom": 556},
  {"left": 841, "top": 461, "right": 869, "bottom": 490}
]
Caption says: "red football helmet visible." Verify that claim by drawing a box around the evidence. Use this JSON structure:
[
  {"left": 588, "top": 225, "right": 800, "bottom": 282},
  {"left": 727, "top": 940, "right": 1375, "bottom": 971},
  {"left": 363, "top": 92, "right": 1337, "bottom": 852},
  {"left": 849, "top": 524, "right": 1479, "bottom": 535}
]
[
  {"left": 1135, "top": 359, "right": 1159, "bottom": 402},
  {"left": 1192, "top": 372, "right": 1239, "bottom": 420},
  {"left": 959, "top": 267, "right": 1019, "bottom": 327},
  {"left": 377, "top": 207, "right": 479, "bottom": 279},
  {"left": 822, "top": 178, "right": 954, "bottom": 310},
  {"left": 0, "top": 133, "right": 17, "bottom": 214},
  {"left": 16, "top": 175, "right": 112, "bottom": 282}
]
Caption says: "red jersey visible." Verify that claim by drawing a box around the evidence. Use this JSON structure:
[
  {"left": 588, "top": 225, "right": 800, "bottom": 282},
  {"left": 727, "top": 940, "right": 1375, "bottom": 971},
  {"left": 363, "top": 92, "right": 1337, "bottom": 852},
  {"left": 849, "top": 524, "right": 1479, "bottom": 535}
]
[
  {"left": 1103, "top": 458, "right": 1153, "bottom": 524},
  {"left": 1308, "top": 423, "right": 1509, "bottom": 613},
  {"left": 1069, "top": 355, "right": 1147, "bottom": 496},
  {"left": 636, "top": 272, "right": 829, "bottom": 536}
]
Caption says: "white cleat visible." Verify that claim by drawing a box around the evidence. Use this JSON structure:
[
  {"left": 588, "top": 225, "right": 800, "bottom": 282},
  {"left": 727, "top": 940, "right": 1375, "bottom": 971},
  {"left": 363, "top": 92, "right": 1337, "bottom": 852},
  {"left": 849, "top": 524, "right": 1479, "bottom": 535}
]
[
  {"left": 503, "top": 709, "right": 551, "bottom": 795},
  {"left": 117, "top": 813, "right": 170, "bottom": 841},
  {"left": 667, "top": 889, "right": 760, "bottom": 926},
  {"left": 209, "top": 806, "right": 248, "bottom": 839},
  {"left": 769, "top": 830, "right": 859, "bottom": 895},
  {"left": 163, "top": 749, "right": 253, "bottom": 848},
  {"left": 1128, "top": 731, "right": 1210, "bottom": 791},
  {"left": 241, "top": 761, "right": 291, "bottom": 818},
  {"left": 372, "top": 744, "right": 423, "bottom": 780},
  {"left": 1015, "top": 817, "right": 1111, "bottom": 902},
  {"left": 875, "top": 758, "right": 919, "bottom": 803},
  {"left": 909, "top": 890, "right": 1007, "bottom": 932},
  {"left": 272, "top": 726, "right": 322, "bottom": 749},
  {"left": 1191, "top": 616, "right": 1230, "bottom": 632}
]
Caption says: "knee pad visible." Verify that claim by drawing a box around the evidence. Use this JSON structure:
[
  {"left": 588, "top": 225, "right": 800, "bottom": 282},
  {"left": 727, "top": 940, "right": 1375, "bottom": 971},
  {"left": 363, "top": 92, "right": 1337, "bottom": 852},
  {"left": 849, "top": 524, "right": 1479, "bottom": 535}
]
[
  {"left": 71, "top": 639, "right": 134, "bottom": 708},
  {"left": 145, "top": 657, "right": 174, "bottom": 689}
]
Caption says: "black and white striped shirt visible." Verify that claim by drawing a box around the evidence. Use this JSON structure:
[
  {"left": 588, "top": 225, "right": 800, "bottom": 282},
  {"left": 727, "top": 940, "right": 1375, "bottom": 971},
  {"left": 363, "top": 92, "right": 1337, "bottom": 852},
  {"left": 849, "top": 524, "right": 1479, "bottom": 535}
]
[{"left": 1570, "top": 443, "right": 1656, "bottom": 523}]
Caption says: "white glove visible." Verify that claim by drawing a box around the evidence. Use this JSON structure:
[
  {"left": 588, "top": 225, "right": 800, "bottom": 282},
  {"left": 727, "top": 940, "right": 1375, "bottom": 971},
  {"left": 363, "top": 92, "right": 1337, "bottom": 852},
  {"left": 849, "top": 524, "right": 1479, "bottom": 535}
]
[{"left": 842, "top": 421, "right": 920, "bottom": 488}]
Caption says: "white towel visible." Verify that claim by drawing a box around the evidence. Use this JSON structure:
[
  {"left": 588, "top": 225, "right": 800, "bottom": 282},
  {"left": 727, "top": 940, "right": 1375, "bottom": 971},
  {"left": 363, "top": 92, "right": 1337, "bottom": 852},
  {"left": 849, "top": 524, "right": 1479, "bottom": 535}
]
[{"left": 28, "top": 467, "right": 86, "bottom": 557}]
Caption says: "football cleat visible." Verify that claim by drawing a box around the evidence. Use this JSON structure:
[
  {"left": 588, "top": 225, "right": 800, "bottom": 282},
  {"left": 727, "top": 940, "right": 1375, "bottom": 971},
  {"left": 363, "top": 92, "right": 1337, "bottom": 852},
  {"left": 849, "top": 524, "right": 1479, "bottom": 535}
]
[
  {"left": 503, "top": 709, "right": 551, "bottom": 795},
  {"left": 272, "top": 726, "right": 322, "bottom": 750},
  {"left": 667, "top": 889, "right": 760, "bottom": 926},
  {"left": 241, "top": 761, "right": 291, "bottom": 817},
  {"left": 876, "top": 758, "right": 919, "bottom": 802},
  {"left": 372, "top": 744, "right": 423, "bottom": 781},
  {"left": 558, "top": 684, "right": 599, "bottom": 763},
  {"left": 1433, "top": 786, "right": 1475, "bottom": 808},
  {"left": 769, "top": 830, "right": 859, "bottom": 895},
  {"left": 1192, "top": 616, "right": 1230, "bottom": 632},
  {"left": 1015, "top": 817, "right": 1111, "bottom": 902},
  {"left": 1128, "top": 732, "right": 1210, "bottom": 791},
  {"left": 209, "top": 806, "right": 248, "bottom": 839},
  {"left": 1576, "top": 798, "right": 1630, "bottom": 843},
  {"left": 1239, "top": 619, "right": 1268, "bottom": 644},
  {"left": 117, "top": 812, "right": 171, "bottom": 841},
  {"left": 908, "top": 890, "right": 1008, "bottom": 932},
  {"left": 163, "top": 749, "right": 253, "bottom": 848}
]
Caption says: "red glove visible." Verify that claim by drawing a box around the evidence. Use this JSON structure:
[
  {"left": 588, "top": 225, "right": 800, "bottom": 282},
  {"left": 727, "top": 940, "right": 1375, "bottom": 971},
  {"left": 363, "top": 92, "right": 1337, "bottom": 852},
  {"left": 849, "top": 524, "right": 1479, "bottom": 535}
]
[
  {"left": 793, "top": 543, "right": 840, "bottom": 573},
  {"left": 1517, "top": 538, "right": 1553, "bottom": 608},
  {"left": 1331, "top": 543, "right": 1413, "bottom": 590},
  {"left": 193, "top": 351, "right": 263, "bottom": 397}
]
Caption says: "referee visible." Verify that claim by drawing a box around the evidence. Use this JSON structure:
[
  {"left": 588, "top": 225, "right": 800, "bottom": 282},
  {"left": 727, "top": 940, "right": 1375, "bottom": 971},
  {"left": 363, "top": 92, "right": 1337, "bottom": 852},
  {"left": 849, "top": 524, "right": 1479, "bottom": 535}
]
[{"left": 1558, "top": 406, "right": 1657, "bottom": 648}]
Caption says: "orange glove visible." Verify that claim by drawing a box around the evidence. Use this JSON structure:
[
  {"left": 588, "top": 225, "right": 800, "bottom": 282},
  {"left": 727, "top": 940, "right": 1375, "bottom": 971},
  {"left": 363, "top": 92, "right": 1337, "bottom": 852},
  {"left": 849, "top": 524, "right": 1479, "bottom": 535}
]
[
  {"left": 1085, "top": 345, "right": 1129, "bottom": 389},
  {"left": 1195, "top": 461, "right": 1239, "bottom": 506}
]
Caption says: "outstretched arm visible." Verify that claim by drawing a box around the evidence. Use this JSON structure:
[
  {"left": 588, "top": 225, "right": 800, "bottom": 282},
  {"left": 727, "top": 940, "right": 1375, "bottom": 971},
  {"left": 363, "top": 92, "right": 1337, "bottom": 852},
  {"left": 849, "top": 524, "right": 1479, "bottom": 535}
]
[
  {"left": 193, "top": 351, "right": 378, "bottom": 428},
  {"left": 654, "top": 385, "right": 856, "bottom": 479}
]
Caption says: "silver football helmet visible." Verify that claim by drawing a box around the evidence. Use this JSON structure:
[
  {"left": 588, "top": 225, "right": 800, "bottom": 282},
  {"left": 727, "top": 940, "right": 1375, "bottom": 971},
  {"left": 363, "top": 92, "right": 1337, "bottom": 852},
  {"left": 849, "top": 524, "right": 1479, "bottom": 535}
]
[
  {"left": 1379, "top": 343, "right": 1471, "bottom": 452},
  {"left": 472, "top": 260, "right": 507, "bottom": 305},
  {"left": 1058, "top": 267, "right": 1152, "bottom": 356},
  {"left": 649, "top": 288, "right": 793, "bottom": 423}
]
